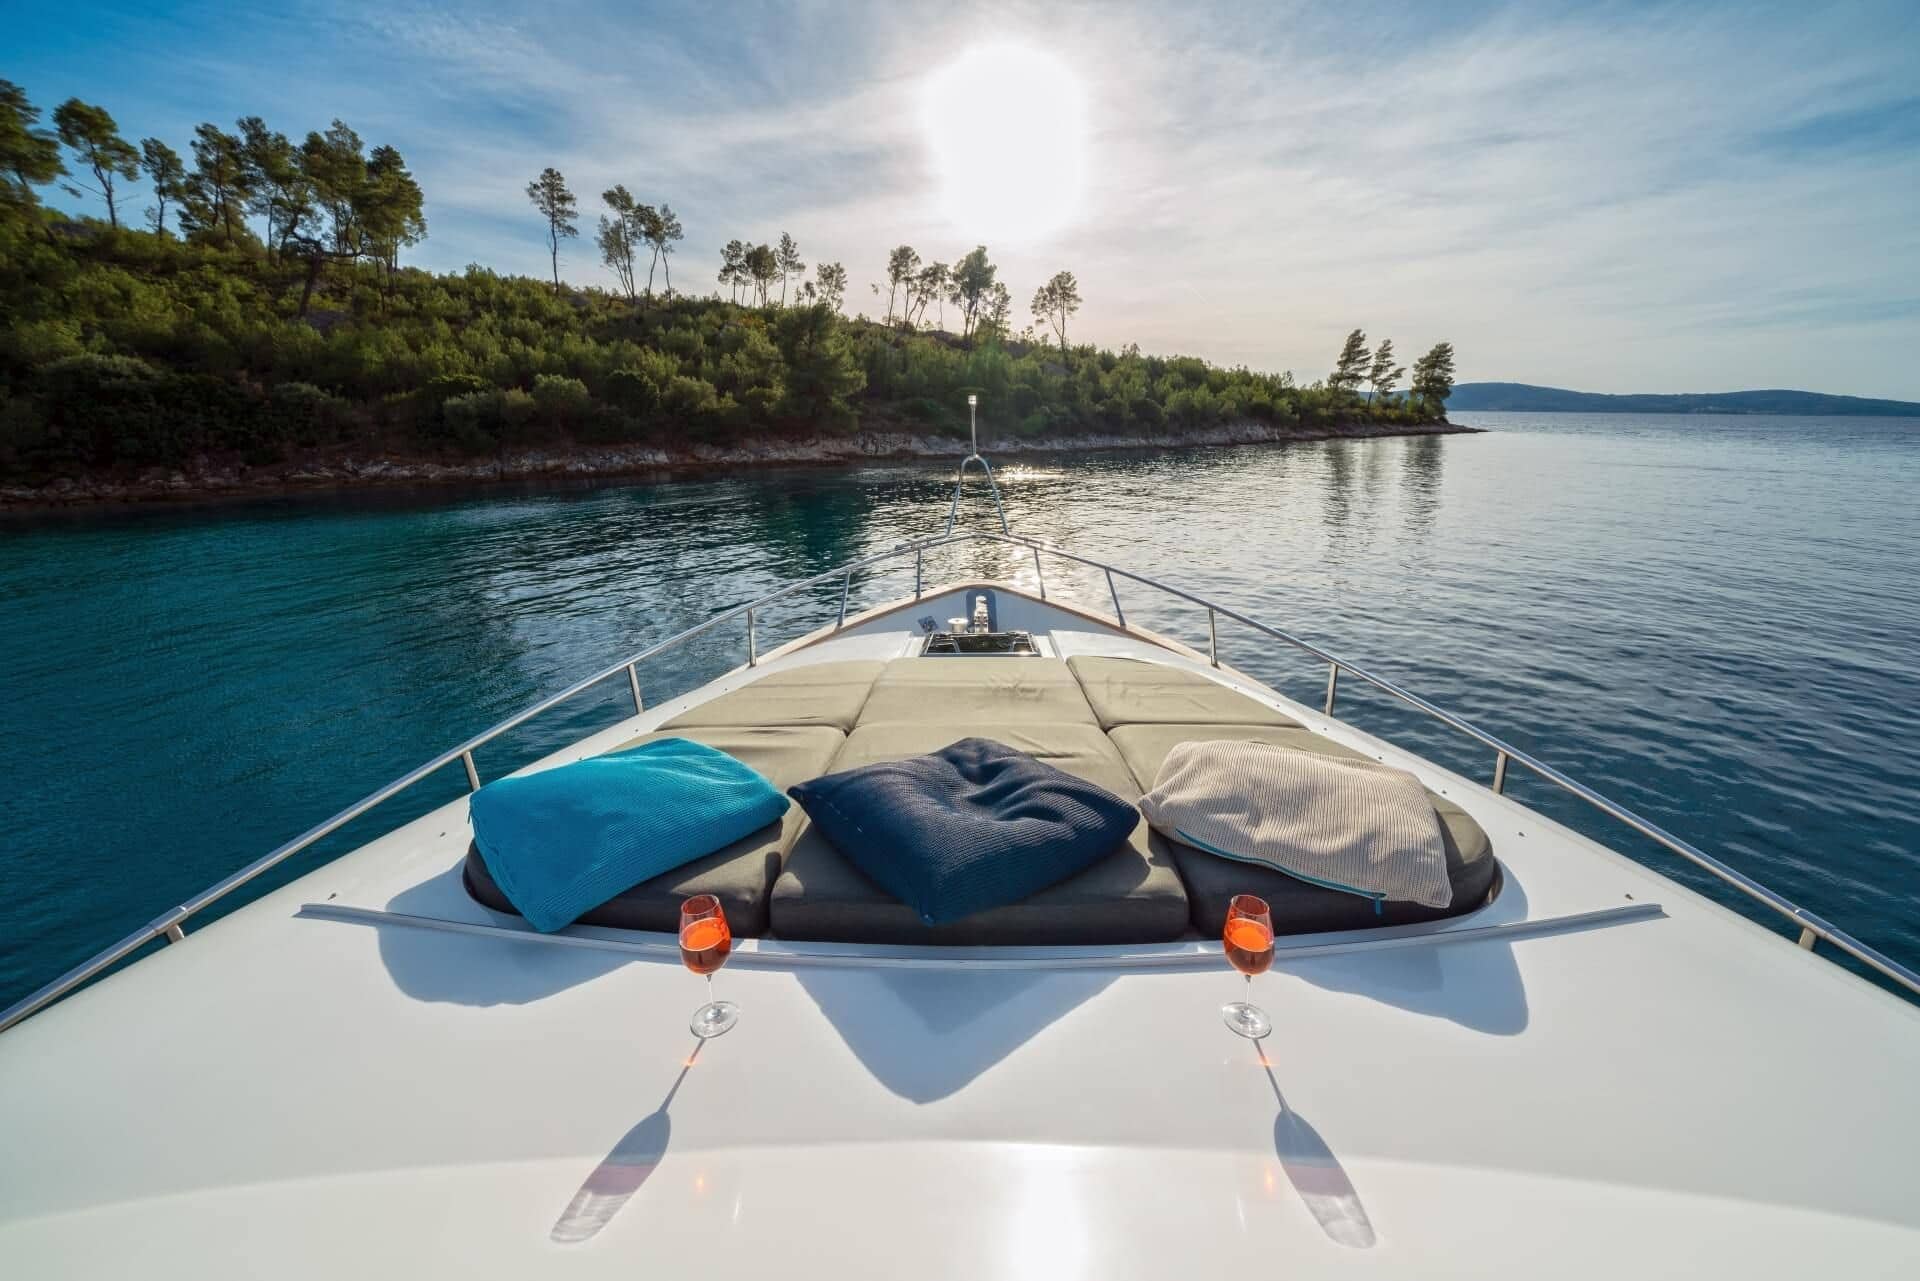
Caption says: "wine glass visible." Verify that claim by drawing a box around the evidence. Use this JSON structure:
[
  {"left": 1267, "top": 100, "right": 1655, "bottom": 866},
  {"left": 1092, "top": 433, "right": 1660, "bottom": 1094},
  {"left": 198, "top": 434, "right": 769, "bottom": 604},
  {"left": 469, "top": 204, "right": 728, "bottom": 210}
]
[
  {"left": 680, "top": 895, "right": 738, "bottom": 1038},
  {"left": 1221, "top": 894, "right": 1275, "bottom": 1039}
]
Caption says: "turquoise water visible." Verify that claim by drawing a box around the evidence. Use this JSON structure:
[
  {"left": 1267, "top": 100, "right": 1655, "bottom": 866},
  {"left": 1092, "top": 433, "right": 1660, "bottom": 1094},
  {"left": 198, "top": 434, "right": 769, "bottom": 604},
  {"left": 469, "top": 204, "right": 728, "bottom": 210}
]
[{"left": 2, "top": 411, "right": 1917, "bottom": 1006}]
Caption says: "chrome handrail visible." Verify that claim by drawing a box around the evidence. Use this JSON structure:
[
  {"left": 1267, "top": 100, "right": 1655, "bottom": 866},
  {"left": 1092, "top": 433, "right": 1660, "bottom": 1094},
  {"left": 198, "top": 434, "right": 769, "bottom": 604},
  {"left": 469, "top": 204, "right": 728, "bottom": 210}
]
[
  {"left": 944, "top": 454, "right": 1010, "bottom": 536},
  {"left": 943, "top": 393, "right": 1010, "bottom": 537},
  {"left": 3, "top": 525, "right": 1914, "bottom": 1033}
]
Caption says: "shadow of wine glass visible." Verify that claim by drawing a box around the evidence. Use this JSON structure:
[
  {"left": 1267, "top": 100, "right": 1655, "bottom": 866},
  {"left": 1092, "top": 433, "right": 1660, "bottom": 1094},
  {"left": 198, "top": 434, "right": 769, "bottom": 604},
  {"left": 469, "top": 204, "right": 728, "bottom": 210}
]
[
  {"left": 1256, "top": 1043, "right": 1376, "bottom": 1249},
  {"left": 550, "top": 1037, "right": 704, "bottom": 1245}
]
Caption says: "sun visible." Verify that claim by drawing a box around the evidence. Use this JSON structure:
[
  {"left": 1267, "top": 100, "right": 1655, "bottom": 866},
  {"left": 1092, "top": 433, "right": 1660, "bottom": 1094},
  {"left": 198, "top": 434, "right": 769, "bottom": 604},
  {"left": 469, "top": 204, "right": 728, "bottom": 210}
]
[{"left": 921, "top": 43, "right": 1088, "bottom": 246}]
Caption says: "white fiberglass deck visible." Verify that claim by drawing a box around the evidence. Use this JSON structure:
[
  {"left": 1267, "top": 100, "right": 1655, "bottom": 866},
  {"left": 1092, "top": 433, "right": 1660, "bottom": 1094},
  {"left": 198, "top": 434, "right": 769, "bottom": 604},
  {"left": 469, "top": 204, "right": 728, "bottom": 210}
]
[{"left": 1, "top": 583, "right": 1917, "bottom": 1278}]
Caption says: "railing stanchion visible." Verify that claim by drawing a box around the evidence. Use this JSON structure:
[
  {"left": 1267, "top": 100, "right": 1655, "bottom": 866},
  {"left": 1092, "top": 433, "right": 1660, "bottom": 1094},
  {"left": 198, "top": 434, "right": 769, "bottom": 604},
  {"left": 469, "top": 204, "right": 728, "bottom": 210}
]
[
  {"left": 1492, "top": 751, "right": 1509, "bottom": 795},
  {"left": 461, "top": 750, "right": 481, "bottom": 792},
  {"left": 747, "top": 608, "right": 757, "bottom": 667},
  {"left": 1798, "top": 927, "right": 1818, "bottom": 951},
  {"left": 625, "top": 663, "right": 643, "bottom": 714},
  {"left": 837, "top": 572, "right": 851, "bottom": 626},
  {"left": 1324, "top": 662, "right": 1339, "bottom": 715},
  {"left": 1033, "top": 547, "right": 1046, "bottom": 600},
  {"left": 1208, "top": 609, "right": 1218, "bottom": 667},
  {"left": 163, "top": 924, "right": 185, "bottom": 944},
  {"left": 914, "top": 550, "right": 923, "bottom": 599},
  {"left": 1106, "top": 568, "right": 1125, "bottom": 626}
]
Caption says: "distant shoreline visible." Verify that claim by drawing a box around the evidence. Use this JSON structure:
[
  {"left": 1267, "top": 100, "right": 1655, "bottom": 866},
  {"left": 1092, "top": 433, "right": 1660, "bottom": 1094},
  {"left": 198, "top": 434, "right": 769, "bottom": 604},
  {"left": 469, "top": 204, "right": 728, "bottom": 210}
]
[
  {"left": 1449, "top": 382, "right": 1920, "bottom": 416},
  {"left": 0, "top": 419, "right": 1476, "bottom": 513}
]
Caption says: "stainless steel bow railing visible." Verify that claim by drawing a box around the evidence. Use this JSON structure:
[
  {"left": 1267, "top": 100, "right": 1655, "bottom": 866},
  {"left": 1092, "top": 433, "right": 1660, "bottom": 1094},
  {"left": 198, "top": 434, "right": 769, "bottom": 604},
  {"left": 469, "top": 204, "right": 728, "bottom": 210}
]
[{"left": 4, "top": 524, "right": 1915, "bottom": 1033}]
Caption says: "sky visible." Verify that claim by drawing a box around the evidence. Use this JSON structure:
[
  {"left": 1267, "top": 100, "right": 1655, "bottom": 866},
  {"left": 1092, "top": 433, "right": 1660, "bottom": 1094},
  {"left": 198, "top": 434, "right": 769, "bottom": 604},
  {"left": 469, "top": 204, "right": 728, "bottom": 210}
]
[{"left": 10, "top": 0, "right": 1920, "bottom": 398}]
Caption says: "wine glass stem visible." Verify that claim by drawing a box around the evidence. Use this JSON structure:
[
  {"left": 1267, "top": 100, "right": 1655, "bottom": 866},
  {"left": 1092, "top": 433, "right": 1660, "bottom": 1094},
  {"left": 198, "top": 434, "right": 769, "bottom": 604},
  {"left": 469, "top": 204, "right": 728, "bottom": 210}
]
[{"left": 706, "top": 973, "right": 715, "bottom": 1005}]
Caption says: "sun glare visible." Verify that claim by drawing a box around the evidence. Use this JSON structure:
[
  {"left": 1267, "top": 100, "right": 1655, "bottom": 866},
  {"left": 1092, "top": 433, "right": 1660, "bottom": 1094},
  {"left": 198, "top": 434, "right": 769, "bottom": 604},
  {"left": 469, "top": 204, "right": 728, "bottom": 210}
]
[{"left": 922, "top": 43, "right": 1088, "bottom": 245}]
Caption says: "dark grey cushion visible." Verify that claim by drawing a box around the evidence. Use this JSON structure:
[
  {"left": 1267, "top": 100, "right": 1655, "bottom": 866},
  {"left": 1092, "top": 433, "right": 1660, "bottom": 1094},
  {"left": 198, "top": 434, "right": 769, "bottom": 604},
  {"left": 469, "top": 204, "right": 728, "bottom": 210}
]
[
  {"left": 1108, "top": 723, "right": 1499, "bottom": 936},
  {"left": 770, "top": 723, "right": 1189, "bottom": 944},
  {"left": 462, "top": 725, "right": 844, "bottom": 936}
]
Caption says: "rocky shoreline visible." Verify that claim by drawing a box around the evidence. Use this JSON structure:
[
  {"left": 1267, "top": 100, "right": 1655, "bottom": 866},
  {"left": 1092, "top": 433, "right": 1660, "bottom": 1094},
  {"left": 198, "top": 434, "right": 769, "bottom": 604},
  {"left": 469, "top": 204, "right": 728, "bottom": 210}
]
[{"left": 1, "top": 418, "right": 1476, "bottom": 512}]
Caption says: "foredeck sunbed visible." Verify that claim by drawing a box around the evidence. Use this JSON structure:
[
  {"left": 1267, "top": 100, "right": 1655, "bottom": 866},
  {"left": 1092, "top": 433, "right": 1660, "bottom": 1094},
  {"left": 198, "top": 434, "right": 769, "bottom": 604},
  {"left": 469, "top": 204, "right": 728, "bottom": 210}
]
[{"left": 460, "top": 655, "right": 1500, "bottom": 942}]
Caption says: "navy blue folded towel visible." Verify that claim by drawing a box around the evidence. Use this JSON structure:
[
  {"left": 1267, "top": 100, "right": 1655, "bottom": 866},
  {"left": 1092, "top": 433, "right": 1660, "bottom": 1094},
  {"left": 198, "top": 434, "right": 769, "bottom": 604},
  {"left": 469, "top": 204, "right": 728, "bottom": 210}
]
[{"left": 787, "top": 737, "right": 1140, "bottom": 925}]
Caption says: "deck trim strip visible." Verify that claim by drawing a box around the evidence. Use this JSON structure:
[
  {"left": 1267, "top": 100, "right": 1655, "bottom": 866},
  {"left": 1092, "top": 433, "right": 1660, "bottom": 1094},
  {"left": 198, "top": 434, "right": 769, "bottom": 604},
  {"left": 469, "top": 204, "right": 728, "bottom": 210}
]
[{"left": 296, "top": 900, "right": 1666, "bottom": 971}]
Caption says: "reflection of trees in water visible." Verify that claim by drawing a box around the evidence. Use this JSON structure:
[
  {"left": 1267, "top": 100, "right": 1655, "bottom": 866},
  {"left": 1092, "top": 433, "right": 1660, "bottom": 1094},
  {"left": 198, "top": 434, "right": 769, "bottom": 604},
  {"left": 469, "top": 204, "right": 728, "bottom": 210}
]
[
  {"left": 1362, "top": 437, "right": 1388, "bottom": 499},
  {"left": 1321, "top": 440, "right": 1355, "bottom": 532},
  {"left": 1400, "top": 434, "right": 1444, "bottom": 543}
]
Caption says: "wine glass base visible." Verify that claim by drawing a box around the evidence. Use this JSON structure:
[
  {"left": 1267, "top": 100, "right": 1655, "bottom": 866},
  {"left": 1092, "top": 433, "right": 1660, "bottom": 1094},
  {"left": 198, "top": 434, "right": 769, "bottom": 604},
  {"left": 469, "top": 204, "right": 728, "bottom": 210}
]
[
  {"left": 1222, "top": 1000, "right": 1271, "bottom": 1040},
  {"left": 690, "top": 1000, "right": 739, "bottom": 1039}
]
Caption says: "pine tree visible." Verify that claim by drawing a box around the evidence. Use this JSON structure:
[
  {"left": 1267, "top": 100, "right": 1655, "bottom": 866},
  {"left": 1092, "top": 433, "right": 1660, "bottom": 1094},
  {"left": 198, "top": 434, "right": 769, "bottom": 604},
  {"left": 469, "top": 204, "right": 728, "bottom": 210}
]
[
  {"left": 598, "top": 185, "right": 640, "bottom": 298},
  {"left": 746, "top": 242, "right": 778, "bottom": 305},
  {"left": 718, "top": 239, "right": 748, "bottom": 302},
  {"left": 814, "top": 261, "right": 848, "bottom": 312},
  {"left": 648, "top": 204, "right": 682, "bottom": 296},
  {"left": 237, "top": 116, "right": 307, "bottom": 256},
  {"left": 1365, "top": 338, "right": 1403, "bottom": 408},
  {"left": 597, "top": 214, "right": 635, "bottom": 298},
  {"left": 0, "top": 81, "right": 67, "bottom": 217},
  {"left": 906, "top": 260, "right": 947, "bottom": 329},
  {"left": 1410, "top": 342, "right": 1457, "bottom": 414},
  {"left": 53, "top": 98, "right": 139, "bottom": 228},
  {"left": 361, "top": 144, "right": 425, "bottom": 295},
  {"left": 180, "top": 123, "right": 254, "bottom": 246},
  {"left": 1330, "top": 329, "right": 1370, "bottom": 397},
  {"left": 775, "top": 232, "right": 804, "bottom": 306},
  {"left": 883, "top": 245, "right": 919, "bottom": 325},
  {"left": 949, "top": 246, "right": 997, "bottom": 344},
  {"left": 525, "top": 167, "right": 578, "bottom": 293},
  {"left": 138, "top": 138, "right": 184, "bottom": 234},
  {"left": 1030, "top": 270, "right": 1082, "bottom": 353}
]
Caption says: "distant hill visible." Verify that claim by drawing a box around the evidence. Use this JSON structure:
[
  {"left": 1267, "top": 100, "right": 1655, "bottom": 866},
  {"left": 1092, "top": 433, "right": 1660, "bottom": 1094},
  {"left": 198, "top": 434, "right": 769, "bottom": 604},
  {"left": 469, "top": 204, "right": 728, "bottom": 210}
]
[{"left": 1448, "top": 382, "right": 1920, "bottom": 417}]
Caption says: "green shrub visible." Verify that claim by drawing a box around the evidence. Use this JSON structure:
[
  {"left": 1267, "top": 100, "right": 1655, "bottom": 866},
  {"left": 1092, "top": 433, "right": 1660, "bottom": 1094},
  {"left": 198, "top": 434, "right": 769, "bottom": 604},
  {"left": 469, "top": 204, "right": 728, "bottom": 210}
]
[
  {"left": 531, "top": 373, "right": 591, "bottom": 426},
  {"left": 33, "top": 355, "right": 170, "bottom": 466},
  {"left": 440, "top": 391, "right": 501, "bottom": 454},
  {"left": 0, "top": 393, "right": 51, "bottom": 476},
  {"left": 267, "top": 382, "right": 350, "bottom": 446},
  {"left": 899, "top": 396, "right": 951, "bottom": 427},
  {"left": 37, "top": 352, "right": 159, "bottom": 397},
  {"left": 604, "top": 368, "right": 660, "bottom": 414},
  {"left": 499, "top": 388, "right": 539, "bottom": 435},
  {"left": 1, "top": 318, "right": 88, "bottom": 369},
  {"left": 660, "top": 374, "right": 719, "bottom": 419},
  {"left": 419, "top": 372, "right": 492, "bottom": 405}
]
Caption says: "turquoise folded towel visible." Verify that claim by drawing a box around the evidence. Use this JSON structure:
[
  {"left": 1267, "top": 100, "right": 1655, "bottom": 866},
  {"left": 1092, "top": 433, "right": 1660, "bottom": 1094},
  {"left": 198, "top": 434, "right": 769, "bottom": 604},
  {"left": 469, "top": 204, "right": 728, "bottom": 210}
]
[{"left": 469, "top": 738, "right": 788, "bottom": 932}]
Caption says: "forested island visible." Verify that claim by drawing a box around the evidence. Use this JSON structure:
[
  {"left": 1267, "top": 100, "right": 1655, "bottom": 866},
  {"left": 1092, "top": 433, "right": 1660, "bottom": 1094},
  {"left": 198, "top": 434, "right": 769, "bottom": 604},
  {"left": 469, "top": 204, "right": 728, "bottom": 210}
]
[
  {"left": 1448, "top": 383, "right": 1919, "bottom": 416},
  {"left": 1, "top": 84, "right": 1463, "bottom": 507}
]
